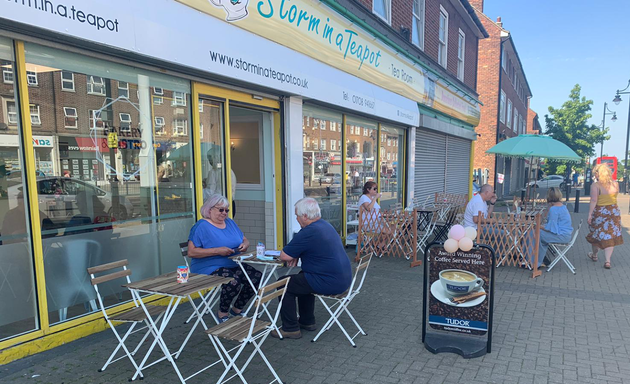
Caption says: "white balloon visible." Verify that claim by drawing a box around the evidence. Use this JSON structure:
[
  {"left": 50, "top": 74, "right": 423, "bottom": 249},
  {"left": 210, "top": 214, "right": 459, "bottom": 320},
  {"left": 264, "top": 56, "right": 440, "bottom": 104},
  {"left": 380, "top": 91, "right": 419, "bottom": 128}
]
[
  {"left": 464, "top": 226, "right": 477, "bottom": 240},
  {"left": 444, "top": 238, "right": 459, "bottom": 253},
  {"left": 459, "top": 237, "right": 474, "bottom": 252}
]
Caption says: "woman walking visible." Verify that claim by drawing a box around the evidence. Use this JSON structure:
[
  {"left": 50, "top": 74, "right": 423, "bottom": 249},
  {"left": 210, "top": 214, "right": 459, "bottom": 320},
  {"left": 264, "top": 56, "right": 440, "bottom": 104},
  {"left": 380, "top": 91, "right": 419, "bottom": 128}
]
[{"left": 586, "top": 164, "right": 623, "bottom": 269}]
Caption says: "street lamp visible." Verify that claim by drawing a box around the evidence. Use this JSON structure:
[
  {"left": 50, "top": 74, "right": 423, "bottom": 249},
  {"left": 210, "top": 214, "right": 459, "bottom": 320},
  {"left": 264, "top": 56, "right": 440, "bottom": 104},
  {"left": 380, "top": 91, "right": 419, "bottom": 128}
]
[
  {"left": 613, "top": 80, "right": 630, "bottom": 194},
  {"left": 600, "top": 102, "right": 616, "bottom": 158}
]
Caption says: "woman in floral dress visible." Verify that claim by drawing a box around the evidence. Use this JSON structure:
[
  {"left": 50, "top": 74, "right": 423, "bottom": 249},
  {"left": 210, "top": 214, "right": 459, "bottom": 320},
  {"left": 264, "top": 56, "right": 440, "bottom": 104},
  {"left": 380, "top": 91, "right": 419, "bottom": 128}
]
[{"left": 586, "top": 164, "right": 623, "bottom": 269}]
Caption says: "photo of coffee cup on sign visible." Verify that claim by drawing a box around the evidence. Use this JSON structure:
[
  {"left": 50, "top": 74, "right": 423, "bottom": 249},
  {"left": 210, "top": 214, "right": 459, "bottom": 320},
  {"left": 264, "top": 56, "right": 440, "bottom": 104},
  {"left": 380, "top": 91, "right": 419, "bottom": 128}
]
[{"left": 429, "top": 225, "right": 487, "bottom": 308}]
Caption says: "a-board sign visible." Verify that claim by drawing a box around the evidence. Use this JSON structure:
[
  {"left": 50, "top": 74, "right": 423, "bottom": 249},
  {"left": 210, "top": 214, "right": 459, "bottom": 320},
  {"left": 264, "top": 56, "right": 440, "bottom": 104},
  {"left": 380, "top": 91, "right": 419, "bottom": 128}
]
[{"left": 422, "top": 242, "right": 495, "bottom": 358}]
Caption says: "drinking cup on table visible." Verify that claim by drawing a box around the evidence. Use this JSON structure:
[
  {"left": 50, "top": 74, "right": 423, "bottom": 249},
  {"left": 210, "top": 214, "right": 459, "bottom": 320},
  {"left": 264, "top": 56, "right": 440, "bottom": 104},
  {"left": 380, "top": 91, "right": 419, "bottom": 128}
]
[{"left": 439, "top": 269, "right": 484, "bottom": 296}]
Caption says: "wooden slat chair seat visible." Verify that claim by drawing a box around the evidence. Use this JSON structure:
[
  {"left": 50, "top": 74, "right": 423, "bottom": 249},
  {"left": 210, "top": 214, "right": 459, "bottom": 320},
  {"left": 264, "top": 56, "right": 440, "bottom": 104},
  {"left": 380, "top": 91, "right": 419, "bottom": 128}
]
[
  {"left": 87, "top": 259, "right": 166, "bottom": 377},
  {"left": 192, "top": 278, "right": 290, "bottom": 384}
]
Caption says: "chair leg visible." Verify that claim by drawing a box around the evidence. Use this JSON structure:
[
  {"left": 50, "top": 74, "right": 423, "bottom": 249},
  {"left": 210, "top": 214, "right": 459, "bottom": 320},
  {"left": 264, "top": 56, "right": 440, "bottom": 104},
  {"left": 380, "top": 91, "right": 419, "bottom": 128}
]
[{"left": 340, "top": 304, "right": 366, "bottom": 336}]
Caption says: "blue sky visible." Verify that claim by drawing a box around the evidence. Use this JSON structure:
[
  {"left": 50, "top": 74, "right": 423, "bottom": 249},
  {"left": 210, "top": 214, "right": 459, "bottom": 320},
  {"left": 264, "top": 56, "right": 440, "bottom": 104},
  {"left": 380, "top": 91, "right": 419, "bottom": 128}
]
[{"left": 483, "top": 0, "right": 630, "bottom": 163}]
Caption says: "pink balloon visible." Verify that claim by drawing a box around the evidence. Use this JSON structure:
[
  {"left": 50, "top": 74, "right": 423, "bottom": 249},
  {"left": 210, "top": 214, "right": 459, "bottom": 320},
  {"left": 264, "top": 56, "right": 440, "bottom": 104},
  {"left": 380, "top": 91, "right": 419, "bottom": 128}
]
[
  {"left": 444, "top": 238, "right": 459, "bottom": 253},
  {"left": 459, "top": 237, "right": 473, "bottom": 252},
  {"left": 448, "top": 225, "right": 466, "bottom": 241}
]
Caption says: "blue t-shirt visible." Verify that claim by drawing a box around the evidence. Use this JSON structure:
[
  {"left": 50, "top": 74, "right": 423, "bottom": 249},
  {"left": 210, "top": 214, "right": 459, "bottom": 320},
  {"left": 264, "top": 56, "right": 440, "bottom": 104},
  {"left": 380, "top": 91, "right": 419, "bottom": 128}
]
[
  {"left": 188, "top": 219, "right": 243, "bottom": 275},
  {"left": 544, "top": 205, "right": 573, "bottom": 236},
  {"left": 282, "top": 219, "right": 352, "bottom": 295}
]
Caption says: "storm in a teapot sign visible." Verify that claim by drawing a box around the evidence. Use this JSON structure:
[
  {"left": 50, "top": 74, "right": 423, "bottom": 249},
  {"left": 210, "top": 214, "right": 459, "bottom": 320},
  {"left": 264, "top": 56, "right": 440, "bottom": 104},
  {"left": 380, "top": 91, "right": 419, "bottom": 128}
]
[{"left": 209, "top": 0, "right": 249, "bottom": 21}]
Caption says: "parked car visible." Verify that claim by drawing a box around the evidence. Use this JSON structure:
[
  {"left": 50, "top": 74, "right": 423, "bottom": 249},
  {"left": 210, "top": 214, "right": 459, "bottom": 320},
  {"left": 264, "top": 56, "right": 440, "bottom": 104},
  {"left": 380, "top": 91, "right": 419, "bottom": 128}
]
[
  {"left": 528, "top": 175, "right": 565, "bottom": 189},
  {"left": 7, "top": 177, "right": 134, "bottom": 224}
]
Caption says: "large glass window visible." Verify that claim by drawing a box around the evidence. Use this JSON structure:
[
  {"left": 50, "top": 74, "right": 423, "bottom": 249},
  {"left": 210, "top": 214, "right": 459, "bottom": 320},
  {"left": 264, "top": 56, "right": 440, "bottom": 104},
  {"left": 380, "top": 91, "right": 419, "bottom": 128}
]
[
  {"left": 379, "top": 125, "right": 405, "bottom": 209},
  {"left": 0, "top": 37, "right": 39, "bottom": 341},
  {"left": 24, "top": 43, "right": 194, "bottom": 325},
  {"left": 346, "top": 116, "right": 377, "bottom": 205},
  {"left": 199, "top": 97, "right": 224, "bottom": 201},
  {"left": 302, "top": 105, "right": 343, "bottom": 234}
]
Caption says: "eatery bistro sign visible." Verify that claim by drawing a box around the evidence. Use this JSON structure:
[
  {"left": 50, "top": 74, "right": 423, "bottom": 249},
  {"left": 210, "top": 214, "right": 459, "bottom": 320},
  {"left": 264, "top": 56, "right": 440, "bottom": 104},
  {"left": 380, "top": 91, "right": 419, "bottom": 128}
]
[{"left": 421, "top": 243, "right": 495, "bottom": 358}]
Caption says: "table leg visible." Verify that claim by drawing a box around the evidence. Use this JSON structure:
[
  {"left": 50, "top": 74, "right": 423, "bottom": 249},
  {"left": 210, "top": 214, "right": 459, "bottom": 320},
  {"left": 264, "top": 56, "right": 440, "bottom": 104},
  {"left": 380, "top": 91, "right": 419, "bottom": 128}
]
[{"left": 174, "top": 285, "right": 222, "bottom": 359}]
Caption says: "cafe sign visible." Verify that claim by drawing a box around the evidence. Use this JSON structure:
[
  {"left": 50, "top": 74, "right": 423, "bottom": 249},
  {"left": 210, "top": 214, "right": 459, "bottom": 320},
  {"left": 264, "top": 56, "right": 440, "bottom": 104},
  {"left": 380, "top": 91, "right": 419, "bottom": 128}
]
[{"left": 176, "top": 0, "right": 481, "bottom": 126}]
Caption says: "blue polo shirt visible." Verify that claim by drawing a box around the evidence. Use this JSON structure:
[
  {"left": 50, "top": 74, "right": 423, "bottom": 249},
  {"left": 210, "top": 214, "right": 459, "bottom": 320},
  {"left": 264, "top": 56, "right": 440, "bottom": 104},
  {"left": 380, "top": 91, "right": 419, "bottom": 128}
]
[
  {"left": 282, "top": 219, "right": 352, "bottom": 295},
  {"left": 188, "top": 219, "right": 241, "bottom": 275}
]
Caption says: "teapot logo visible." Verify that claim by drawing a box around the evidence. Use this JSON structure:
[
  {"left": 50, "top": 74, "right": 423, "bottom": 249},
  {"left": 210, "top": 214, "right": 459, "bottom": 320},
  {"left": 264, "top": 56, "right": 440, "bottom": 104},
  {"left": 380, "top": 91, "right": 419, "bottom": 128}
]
[{"left": 209, "top": 0, "right": 249, "bottom": 22}]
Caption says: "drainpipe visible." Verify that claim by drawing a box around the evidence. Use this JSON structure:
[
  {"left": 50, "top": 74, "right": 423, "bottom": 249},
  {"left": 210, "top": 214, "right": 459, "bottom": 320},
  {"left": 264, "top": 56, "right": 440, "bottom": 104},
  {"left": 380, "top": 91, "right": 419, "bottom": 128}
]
[{"left": 493, "top": 39, "right": 505, "bottom": 191}]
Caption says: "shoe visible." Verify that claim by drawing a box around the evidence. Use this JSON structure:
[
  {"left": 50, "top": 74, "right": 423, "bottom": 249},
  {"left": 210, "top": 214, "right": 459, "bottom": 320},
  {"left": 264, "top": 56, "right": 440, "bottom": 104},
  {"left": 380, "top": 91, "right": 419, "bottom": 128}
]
[
  {"left": 270, "top": 329, "right": 302, "bottom": 339},
  {"left": 604, "top": 262, "right": 611, "bottom": 269},
  {"left": 229, "top": 308, "right": 243, "bottom": 317},
  {"left": 588, "top": 252, "right": 598, "bottom": 262},
  {"left": 299, "top": 323, "right": 317, "bottom": 331},
  {"left": 218, "top": 315, "right": 230, "bottom": 323}
]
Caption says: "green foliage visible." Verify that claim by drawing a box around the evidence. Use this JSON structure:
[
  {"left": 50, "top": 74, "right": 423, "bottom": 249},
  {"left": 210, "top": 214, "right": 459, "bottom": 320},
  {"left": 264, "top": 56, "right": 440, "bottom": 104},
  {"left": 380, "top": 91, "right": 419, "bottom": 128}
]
[{"left": 544, "top": 84, "right": 608, "bottom": 174}]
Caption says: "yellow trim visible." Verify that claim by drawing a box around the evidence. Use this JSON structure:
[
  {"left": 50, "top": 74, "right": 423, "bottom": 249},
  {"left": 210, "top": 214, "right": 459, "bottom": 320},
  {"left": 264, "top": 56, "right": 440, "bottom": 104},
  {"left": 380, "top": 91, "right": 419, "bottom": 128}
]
[
  {"left": 191, "top": 84, "right": 204, "bottom": 220},
  {"left": 273, "top": 111, "right": 283, "bottom": 248},
  {"left": 0, "top": 330, "right": 45, "bottom": 353},
  {"left": 469, "top": 140, "right": 475, "bottom": 199},
  {"left": 224, "top": 100, "right": 233, "bottom": 218},
  {"left": 14, "top": 41, "right": 50, "bottom": 333},
  {"left": 194, "top": 83, "right": 279, "bottom": 110},
  {"left": 401, "top": 129, "right": 407, "bottom": 207},
  {"left": 341, "top": 114, "right": 347, "bottom": 242},
  {"left": 376, "top": 123, "right": 381, "bottom": 204}
]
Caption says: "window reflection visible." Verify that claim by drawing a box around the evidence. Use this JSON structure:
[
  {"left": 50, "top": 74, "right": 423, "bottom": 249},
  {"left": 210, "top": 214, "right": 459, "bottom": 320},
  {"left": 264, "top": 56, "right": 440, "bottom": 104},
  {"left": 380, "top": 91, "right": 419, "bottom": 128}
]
[
  {"left": 346, "top": 116, "right": 377, "bottom": 205},
  {"left": 379, "top": 125, "right": 405, "bottom": 209}
]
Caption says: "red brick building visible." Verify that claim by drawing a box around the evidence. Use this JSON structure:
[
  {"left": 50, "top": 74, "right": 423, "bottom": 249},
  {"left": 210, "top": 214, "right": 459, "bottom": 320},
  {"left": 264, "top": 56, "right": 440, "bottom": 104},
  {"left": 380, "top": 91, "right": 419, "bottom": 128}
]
[{"left": 469, "top": 0, "right": 533, "bottom": 197}]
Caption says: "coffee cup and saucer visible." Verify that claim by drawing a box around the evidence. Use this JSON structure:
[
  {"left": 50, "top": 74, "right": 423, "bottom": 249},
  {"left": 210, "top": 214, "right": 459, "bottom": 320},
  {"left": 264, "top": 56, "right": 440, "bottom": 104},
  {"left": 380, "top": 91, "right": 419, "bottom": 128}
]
[{"left": 430, "top": 269, "right": 486, "bottom": 307}]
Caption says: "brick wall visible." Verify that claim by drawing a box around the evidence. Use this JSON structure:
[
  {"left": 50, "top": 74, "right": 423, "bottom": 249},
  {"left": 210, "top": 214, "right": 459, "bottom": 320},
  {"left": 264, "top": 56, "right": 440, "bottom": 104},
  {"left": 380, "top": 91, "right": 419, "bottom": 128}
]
[{"left": 234, "top": 200, "right": 275, "bottom": 247}]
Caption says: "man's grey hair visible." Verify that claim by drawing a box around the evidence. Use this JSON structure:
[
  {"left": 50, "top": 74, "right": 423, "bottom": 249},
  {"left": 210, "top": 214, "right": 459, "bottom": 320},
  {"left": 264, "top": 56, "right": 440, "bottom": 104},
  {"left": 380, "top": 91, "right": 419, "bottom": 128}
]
[
  {"left": 295, "top": 197, "right": 321, "bottom": 220},
  {"left": 480, "top": 184, "right": 493, "bottom": 194}
]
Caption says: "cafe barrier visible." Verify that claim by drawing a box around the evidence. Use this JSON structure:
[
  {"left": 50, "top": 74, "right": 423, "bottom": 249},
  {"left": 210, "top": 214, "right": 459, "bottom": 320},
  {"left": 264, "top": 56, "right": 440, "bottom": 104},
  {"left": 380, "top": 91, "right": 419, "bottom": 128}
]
[
  {"left": 476, "top": 212, "right": 542, "bottom": 278},
  {"left": 435, "top": 192, "right": 469, "bottom": 207},
  {"left": 357, "top": 207, "right": 420, "bottom": 267}
]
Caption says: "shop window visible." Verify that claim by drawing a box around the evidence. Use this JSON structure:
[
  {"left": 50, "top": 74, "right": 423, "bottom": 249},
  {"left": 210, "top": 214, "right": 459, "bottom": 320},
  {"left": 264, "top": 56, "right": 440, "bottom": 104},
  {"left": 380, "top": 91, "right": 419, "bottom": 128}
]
[
  {"left": 119, "top": 113, "right": 131, "bottom": 132},
  {"left": 27, "top": 70, "right": 38, "bottom": 86},
  {"left": 30, "top": 104, "right": 41, "bottom": 125},
  {"left": 154, "top": 116, "right": 165, "bottom": 134},
  {"left": 88, "top": 109, "right": 103, "bottom": 130},
  {"left": 118, "top": 81, "right": 129, "bottom": 98},
  {"left": 7, "top": 101, "right": 18, "bottom": 124},
  {"left": 373, "top": 0, "right": 391, "bottom": 24},
  {"left": 172, "top": 91, "right": 186, "bottom": 106},
  {"left": 64, "top": 107, "right": 78, "bottom": 128},
  {"left": 457, "top": 29, "right": 465, "bottom": 81},
  {"left": 61, "top": 71, "right": 74, "bottom": 91},
  {"left": 173, "top": 118, "right": 187, "bottom": 135},
  {"left": 412, "top": 0, "right": 425, "bottom": 50},
  {"left": 380, "top": 125, "right": 405, "bottom": 209},
  {"left": 87, "top": 75, "right": 106, "bottom": 95},
  {"left": 2, "top": 61, "right": 14, "bottom": 83},
  {"left": 438, "top": 6, "right": 448, "bottom": 68}
]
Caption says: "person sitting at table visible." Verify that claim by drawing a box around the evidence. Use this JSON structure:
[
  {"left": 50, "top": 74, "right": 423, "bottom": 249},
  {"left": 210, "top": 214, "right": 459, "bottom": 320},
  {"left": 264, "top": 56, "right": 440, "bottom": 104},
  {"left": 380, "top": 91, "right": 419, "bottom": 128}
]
[
  {"left": 463, "top": 184, "right": 496, "bottom": 228},
  {"left": 359, "top": 181, "right": 391, "bottom": 252},
  {"left": 187, "top": 194, "right": 261, "bottom": 323},
  {"left": 271, "top": 197, "right": 352, "bottom": 339},
  {"left": 530, "top": 187, "right": 573, "bottom": 268}
]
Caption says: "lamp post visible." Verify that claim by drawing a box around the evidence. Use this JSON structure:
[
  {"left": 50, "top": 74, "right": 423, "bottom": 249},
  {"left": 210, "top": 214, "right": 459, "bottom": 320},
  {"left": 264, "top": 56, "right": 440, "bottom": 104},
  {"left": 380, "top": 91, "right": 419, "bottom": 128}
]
[
  {"left": 600, "top": 102, "right": 617, "bottom": 159},
  {"left": 612, "top": 80, "right": 630, "bottom": 194}
]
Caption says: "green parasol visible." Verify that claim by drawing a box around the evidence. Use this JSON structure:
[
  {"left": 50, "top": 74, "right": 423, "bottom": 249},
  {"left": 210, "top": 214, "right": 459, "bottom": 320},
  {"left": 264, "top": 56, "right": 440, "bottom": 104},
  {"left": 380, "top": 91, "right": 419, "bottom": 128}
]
[{"left": 486, "top": 134, "right": 581, "bottom": 161}]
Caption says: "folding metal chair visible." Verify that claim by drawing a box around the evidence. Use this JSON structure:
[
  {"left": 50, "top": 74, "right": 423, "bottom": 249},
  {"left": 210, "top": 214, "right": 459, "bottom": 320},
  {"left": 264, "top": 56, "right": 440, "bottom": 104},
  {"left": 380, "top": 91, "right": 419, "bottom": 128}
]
[
  {"left": 312, "top": 255, "right": 372, "bottom": 347},
  {"left": 87, "top": 260, "right": 166, "bottom": 376},
  {"left": 432, "top": 207, "right": 458, "bottom": 242},
  {"left": 547, "top": 219, "right": 583, "bottom": 274},
  {"left": 193, "top": 278, "right": 290, "bottom": 384}
]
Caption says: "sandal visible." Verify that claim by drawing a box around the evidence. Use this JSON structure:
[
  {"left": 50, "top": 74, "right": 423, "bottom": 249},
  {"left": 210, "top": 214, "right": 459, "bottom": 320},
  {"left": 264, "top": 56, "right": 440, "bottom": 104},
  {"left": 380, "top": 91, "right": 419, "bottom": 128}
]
[
  {"left": 604, "top": 262, "right": 611, "bottom": 269},
  {"left": 588, "top": 252, "right": 598, "bottom": 262}
]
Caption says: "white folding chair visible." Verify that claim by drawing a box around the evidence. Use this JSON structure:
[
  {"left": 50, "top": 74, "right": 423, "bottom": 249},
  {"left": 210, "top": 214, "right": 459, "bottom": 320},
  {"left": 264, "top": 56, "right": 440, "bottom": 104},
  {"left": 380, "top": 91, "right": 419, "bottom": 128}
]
[
  {"left": 191, "top": 278, "right": 290, "bottom": 384},
  {"left": 547, "top": 219, "right": 583, "bottom": 274},
  {"left": 87, "top": 260, "right": 166, "bottom": 377},
  {"left": 312, "top": 255, "right": 372, "bottom": 347}
]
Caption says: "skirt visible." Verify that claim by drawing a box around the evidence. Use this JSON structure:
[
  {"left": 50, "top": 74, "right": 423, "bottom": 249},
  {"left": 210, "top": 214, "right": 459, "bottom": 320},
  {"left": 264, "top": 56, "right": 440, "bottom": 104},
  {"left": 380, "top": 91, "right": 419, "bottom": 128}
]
[{"left": 586, "top": 204, "right": 624, "bottom": 249}]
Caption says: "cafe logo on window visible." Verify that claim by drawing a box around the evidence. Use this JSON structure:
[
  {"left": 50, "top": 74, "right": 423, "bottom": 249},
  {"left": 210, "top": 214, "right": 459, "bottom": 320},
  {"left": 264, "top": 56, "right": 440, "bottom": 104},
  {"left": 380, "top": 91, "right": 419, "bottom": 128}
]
[{"left": 209, "top": 0, "right": 250, "bottom": 21}]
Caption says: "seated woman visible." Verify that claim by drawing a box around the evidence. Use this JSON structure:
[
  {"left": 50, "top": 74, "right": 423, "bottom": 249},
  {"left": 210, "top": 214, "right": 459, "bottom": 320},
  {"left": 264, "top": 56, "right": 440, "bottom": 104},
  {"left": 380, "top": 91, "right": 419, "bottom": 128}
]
[
  {"left": 533, "top": 187, "right": 573, "bottom": 268},
  {"left": 358, "top": 181, "right": 391, "bottom": 252},
  {"left": 187, "top": 194, "right": 261, "bottom": 323}
]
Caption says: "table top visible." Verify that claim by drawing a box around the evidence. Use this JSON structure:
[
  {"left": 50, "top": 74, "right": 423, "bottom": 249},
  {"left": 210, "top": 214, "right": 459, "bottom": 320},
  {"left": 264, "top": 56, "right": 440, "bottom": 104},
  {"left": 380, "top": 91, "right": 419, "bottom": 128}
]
[
  {"left": 123, "top": 272, "right": 233, "bottom": 297},
  {"left": 231, "top": 254, "right": 284, "bottom": 265}
]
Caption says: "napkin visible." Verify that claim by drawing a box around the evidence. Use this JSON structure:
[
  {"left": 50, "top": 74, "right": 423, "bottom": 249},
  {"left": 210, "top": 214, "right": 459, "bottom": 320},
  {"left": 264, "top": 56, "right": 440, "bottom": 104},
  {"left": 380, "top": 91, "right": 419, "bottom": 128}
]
[{"left": 256, "top": 255, "right": 276, "bottom": 261}]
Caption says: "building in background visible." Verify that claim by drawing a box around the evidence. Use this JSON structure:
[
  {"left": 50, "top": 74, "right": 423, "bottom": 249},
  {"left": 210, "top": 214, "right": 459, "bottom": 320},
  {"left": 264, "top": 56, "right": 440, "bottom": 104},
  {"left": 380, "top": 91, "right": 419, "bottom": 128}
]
[{"left": 470, "top": 0, "right": 533, "bottom": 196}]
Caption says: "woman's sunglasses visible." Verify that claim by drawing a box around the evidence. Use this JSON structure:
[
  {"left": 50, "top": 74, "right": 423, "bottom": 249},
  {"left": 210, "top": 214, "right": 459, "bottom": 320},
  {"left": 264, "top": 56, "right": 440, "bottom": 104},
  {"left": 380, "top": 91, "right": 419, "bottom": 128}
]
[{"left": 213, "top": 207, "right": 230, "bottom": 213}]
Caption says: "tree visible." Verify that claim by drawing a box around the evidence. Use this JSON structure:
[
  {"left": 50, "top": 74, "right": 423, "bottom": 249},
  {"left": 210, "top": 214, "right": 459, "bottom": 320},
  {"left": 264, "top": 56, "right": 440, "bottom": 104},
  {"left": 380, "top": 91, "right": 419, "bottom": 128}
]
[{"left": 544, "top": 84, "right": 608, "bottom": 175}]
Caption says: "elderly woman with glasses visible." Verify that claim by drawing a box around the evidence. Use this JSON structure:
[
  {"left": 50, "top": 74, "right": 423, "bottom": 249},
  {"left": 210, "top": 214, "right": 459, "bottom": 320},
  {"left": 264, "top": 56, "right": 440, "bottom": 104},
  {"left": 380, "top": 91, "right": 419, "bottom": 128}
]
[{"left": 187, "top": 194, "right": 261, "bottom": 322}]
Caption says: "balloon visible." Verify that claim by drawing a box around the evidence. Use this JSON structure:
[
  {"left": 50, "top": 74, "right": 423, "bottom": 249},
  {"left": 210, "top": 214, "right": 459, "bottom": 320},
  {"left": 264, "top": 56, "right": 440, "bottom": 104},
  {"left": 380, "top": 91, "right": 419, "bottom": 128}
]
[
  {"left": 459, "top": 237, "right": 473, "bottom": 252},
  {"left": 444, "top": 238, "right": 459, "bottom": 253},
  {"left": 464, "top": 226, "right": 477, "bottom": 240},
  {"left": 448, "top": 225, "right": 465, "bottom": 241}
]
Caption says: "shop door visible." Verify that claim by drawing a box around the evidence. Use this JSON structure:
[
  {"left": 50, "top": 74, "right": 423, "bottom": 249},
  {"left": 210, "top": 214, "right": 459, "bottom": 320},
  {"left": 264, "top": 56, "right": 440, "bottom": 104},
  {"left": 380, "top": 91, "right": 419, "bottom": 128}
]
[{"left": 195, "top": 84, "right": 282, "bottom": 249}]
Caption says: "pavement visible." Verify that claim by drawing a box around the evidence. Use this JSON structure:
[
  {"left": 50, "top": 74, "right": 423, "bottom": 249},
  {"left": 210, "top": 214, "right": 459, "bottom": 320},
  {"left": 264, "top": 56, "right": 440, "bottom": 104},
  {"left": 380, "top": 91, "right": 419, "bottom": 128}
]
[{"left": 2, "top": 191, "right": 630, "bottom": 384}]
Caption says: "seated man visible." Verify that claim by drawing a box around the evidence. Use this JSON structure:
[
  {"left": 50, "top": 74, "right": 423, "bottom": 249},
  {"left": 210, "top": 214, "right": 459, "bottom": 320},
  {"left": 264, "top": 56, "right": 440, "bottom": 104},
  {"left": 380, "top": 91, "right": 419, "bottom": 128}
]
[
  {"left": 464, "top": 184, "right": 496, "bottom": 228},
  {"left": 272, "top": 197, "right": 352, "bottom": 339}
]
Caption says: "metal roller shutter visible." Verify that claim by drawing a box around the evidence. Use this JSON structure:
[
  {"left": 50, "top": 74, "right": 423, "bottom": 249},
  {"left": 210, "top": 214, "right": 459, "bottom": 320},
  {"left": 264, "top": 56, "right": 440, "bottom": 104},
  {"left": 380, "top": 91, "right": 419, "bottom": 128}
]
[
  {"left": 445, "top": 136, "right": 471, "bottom": 197},
  {"left": 414, "top": 129, "right": 446, "bottom": 205}
]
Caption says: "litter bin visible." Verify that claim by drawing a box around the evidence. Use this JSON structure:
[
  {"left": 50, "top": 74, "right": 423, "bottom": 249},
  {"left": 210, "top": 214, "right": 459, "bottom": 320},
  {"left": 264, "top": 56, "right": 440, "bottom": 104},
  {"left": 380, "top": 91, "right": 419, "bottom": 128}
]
[{"left": 583, "top": 168, "right": 592, "bottom": 196}]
